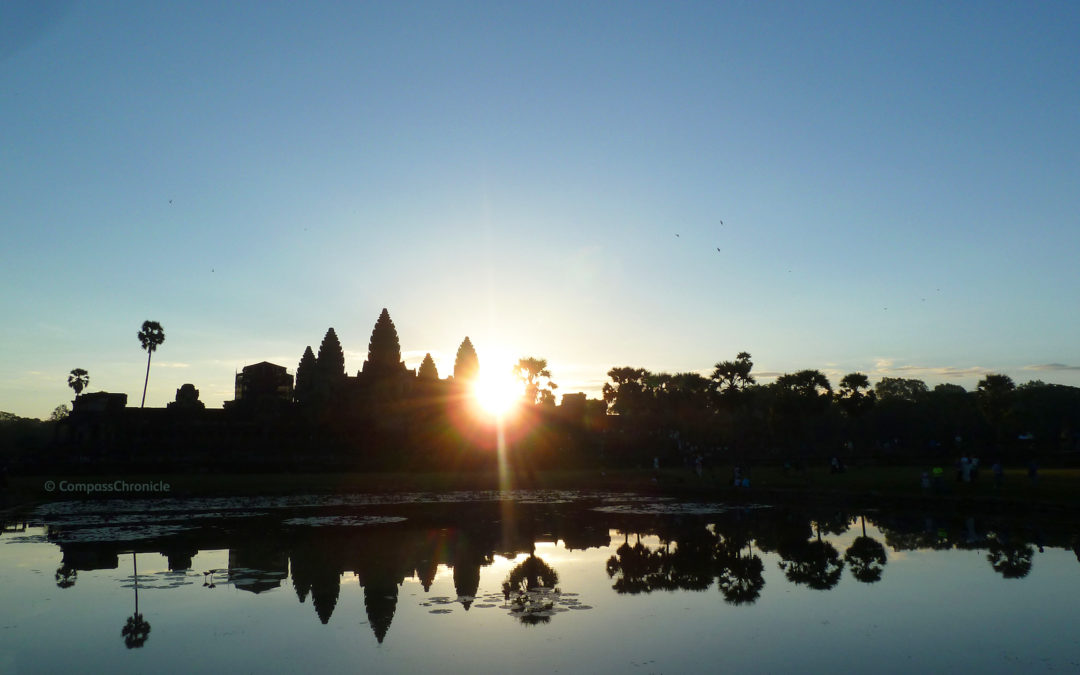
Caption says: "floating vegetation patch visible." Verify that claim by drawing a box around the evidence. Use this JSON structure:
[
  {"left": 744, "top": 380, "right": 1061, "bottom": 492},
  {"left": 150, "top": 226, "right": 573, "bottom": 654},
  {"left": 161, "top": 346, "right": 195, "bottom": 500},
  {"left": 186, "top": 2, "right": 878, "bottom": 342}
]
[
  {"left": 507, "top": 588, "right": 589, "bottom": 624},
  {"left": 118, "top": 571, "right": 200, "bottom": 590},
  {"left": 43, "top": 511, "right": 268, "bottom": 528},
  {"left": 592, "top": 502, "right": 772, "bottom": 515},
  {"left": 48, "top": 524, "right": 196, "bottom": 544},
  {"left": 1, "top": 533, "right": 49, "bottom": 545},
  {"left": 33, "top": 490, "right": 653, "bottom": 521},
  {"left": 281, "top": 515, "right": 407, "bottom": 528}
]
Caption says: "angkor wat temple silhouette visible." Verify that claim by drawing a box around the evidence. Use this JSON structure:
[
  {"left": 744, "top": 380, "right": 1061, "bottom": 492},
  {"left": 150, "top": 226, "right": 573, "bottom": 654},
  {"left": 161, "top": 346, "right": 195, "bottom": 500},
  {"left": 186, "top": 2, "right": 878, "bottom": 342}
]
[{"left": 55, "top": 309, "right": 604, "bottom": 470}]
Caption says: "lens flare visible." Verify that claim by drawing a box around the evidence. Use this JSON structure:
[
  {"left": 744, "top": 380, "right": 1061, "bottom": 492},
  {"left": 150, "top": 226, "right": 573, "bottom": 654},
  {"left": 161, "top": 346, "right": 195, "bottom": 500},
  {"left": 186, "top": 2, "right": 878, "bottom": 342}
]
[{"left": 472, "top": 371, "right": 522, "bottom": 417}]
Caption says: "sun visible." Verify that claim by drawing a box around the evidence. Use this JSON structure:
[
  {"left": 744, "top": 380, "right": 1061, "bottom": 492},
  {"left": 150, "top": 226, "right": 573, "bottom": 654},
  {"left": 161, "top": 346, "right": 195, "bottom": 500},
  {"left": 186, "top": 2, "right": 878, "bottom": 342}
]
[{"left": 472, "top": 370, "right": 522, "bottom": 417}]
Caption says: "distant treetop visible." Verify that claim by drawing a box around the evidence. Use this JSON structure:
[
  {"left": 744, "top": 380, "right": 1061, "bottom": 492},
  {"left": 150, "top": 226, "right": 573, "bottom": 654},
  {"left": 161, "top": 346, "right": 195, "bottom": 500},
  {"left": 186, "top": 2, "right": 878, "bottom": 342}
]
[
  {"left": 875, "top": 376, "right": 928, "bottom": 403},
  {"left": 454, "top": 337, "right": 479, "bottom": 381}
]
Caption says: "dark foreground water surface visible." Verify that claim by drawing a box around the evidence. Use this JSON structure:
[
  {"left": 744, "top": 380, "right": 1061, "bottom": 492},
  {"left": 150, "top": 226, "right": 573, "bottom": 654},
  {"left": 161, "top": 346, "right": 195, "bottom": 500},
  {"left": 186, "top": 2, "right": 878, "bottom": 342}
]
[{"left": 3, "top": 491, "right": 1079, "bottom": 674}]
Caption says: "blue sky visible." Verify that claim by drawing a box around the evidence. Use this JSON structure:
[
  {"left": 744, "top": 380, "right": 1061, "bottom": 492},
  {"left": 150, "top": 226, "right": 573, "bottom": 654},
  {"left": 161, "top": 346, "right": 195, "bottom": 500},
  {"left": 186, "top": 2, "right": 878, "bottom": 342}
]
[{"left": 2, "top": 1, "right": 1079, "bottom": 418}]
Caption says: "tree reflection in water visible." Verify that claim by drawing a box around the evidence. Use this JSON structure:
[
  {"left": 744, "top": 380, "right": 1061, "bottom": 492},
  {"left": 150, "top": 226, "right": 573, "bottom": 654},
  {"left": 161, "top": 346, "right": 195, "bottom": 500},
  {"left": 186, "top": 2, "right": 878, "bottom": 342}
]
[
  {"left": 606, "top": 534, "right": 662, "bottom": 594},
  {"left": 779, "top": 522, "right": 844, "bottom": 591},
  {"left": 986, "top": 533, "right": 1034, "bottom": 579},
  {"left": 55, "top": 565, "right": 77, "bottom": 589},
  {"left": 657, "top": 526, "right": 715, "bottom": 592},
  {"left": 30, "top": 497, "right": 1080, "bottom": 653},
  {"left": 121, "top": 552, "right": 150, "bottom": 649},
  {"left": 844, "top": 515, "right": 887, "bottom": 584},
  {"left": 504, "top": 553, "right": 560, "bottom": 625},
  {"left": 716, "top": 539, "right": 764, "bottom": 605}
]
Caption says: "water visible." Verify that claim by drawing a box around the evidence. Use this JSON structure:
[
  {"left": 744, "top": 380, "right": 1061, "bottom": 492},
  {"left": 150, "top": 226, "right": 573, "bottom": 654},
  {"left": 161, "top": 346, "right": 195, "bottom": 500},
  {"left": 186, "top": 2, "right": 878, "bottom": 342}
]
[{"left": 2, "top": 491, "right": 1079, "bottom": 674}]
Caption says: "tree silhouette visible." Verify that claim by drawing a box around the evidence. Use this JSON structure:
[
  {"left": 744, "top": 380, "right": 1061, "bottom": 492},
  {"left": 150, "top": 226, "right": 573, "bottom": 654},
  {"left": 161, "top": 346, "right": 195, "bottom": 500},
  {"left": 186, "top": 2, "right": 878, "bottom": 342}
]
[
  {"left": 121, "top": 553, "right": 151, "bottom": 648},
  {"left": 977, "top": 374, "right": 1016, "bottom": 445},
  {"left": 514, "top": 357, "right": 558, "bottom": 406},
  {"left": 418, "top": 353, "right": 438, "bottom": 380},
  {"left": 844, "top": 516, "right": 887, "bottom": 583},
  {"left": 50, "top": 404, "right": 70, "bottom": 421},
  {"left": 874, "top": 377, "right": 928, "bottom": 403},
  {"left": 67, "top": 368, "right": 89, "bottom": 398},
  {"left": 137, "top": 320, "right": 165, "bottom": 408},
  {"left": 837, "top": 372, "right": 875, "bottom": 417},
  {"left": 453, "top": 337, "right": 479, "bottom": 382},
  {"left": 711, "top": 351, "right": 756, "bottom": 400},
  {"left": 294, "top": 346, "right": 317, "bottom": 404},
  {"left": 776, "top": 370, "right": 833, "bottom": 404},
  {"left": 773, "top": 370, "right": 833, "bottom": 451},
  {"left": 602, "top": 367, "right": 652, "bottom": 418}
]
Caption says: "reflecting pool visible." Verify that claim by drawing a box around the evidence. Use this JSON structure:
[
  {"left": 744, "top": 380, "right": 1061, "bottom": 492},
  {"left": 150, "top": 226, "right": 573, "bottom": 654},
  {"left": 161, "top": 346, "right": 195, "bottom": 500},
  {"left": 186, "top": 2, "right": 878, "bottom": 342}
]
[{"left": 3, "top": 491, "right": 1080, "bottom": 674}]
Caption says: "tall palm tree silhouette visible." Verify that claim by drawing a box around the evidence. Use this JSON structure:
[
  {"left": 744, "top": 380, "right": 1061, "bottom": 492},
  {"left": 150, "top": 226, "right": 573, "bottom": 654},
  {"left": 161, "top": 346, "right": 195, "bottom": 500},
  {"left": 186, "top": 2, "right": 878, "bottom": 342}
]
[{"left": 137, "top": 321, "right": 165, "bottom": 408}]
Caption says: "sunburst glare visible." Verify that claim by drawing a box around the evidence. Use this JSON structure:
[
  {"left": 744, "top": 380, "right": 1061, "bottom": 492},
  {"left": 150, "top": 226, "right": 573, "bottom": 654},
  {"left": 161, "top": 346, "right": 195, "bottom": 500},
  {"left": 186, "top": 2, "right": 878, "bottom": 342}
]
[{"left": 472, "top": 369, "right": 523, "bottom": 417}]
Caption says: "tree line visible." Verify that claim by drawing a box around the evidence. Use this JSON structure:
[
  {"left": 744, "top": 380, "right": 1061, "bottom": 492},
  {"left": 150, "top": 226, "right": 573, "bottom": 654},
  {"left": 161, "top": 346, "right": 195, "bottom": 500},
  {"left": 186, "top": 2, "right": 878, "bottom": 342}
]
[{"left": 600, "top": 352, "right": 1080, "bottom": 465}]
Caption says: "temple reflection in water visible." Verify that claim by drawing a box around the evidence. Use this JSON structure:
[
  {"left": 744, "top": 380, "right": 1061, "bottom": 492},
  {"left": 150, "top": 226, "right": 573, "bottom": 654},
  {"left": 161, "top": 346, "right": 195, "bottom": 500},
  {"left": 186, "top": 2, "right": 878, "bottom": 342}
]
[{"left": 16, "top": 493, "right": 1078, "bottom": 650}]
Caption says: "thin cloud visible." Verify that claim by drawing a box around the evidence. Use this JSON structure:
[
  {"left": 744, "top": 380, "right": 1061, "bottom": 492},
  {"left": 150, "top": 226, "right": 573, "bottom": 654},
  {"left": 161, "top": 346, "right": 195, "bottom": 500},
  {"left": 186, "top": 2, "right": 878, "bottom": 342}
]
[
  {"left": 1025, "top": 363, "right": 1080, "bottom": 372},
  {"left": 870, "top": 361, "right": 991, "bottom": 378},
  {"left": 754, "top": 371, "right": 785, "bottom": 380},
  {"left": 153, "top": 362, "right": 190, "bottom": 369}
]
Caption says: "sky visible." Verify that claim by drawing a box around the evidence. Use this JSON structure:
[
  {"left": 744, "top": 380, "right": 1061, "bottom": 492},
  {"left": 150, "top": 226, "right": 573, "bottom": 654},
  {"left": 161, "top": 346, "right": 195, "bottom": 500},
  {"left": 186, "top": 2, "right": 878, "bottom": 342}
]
[{"left": 2, "top": 1, "right": 1079, "bottom": 419}]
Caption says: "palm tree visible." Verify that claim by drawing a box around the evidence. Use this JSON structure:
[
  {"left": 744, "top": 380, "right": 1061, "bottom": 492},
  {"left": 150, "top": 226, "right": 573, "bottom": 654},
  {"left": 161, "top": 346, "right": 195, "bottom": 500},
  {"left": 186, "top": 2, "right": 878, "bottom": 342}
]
[
  {"left": 711, "top": 351, "right": 756, "bottom": 402},
  {"left": 514, "top": 357, "right": 558, "bottom": 406},
  {"left": 137, "top": 320, "right": 165, "bottom": 408},
  {"left": 67, "top": 368, "right": 89, "bottom": 398},
  {"left": 837, "top": 372, "right": 875, "bottom": 416}
]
